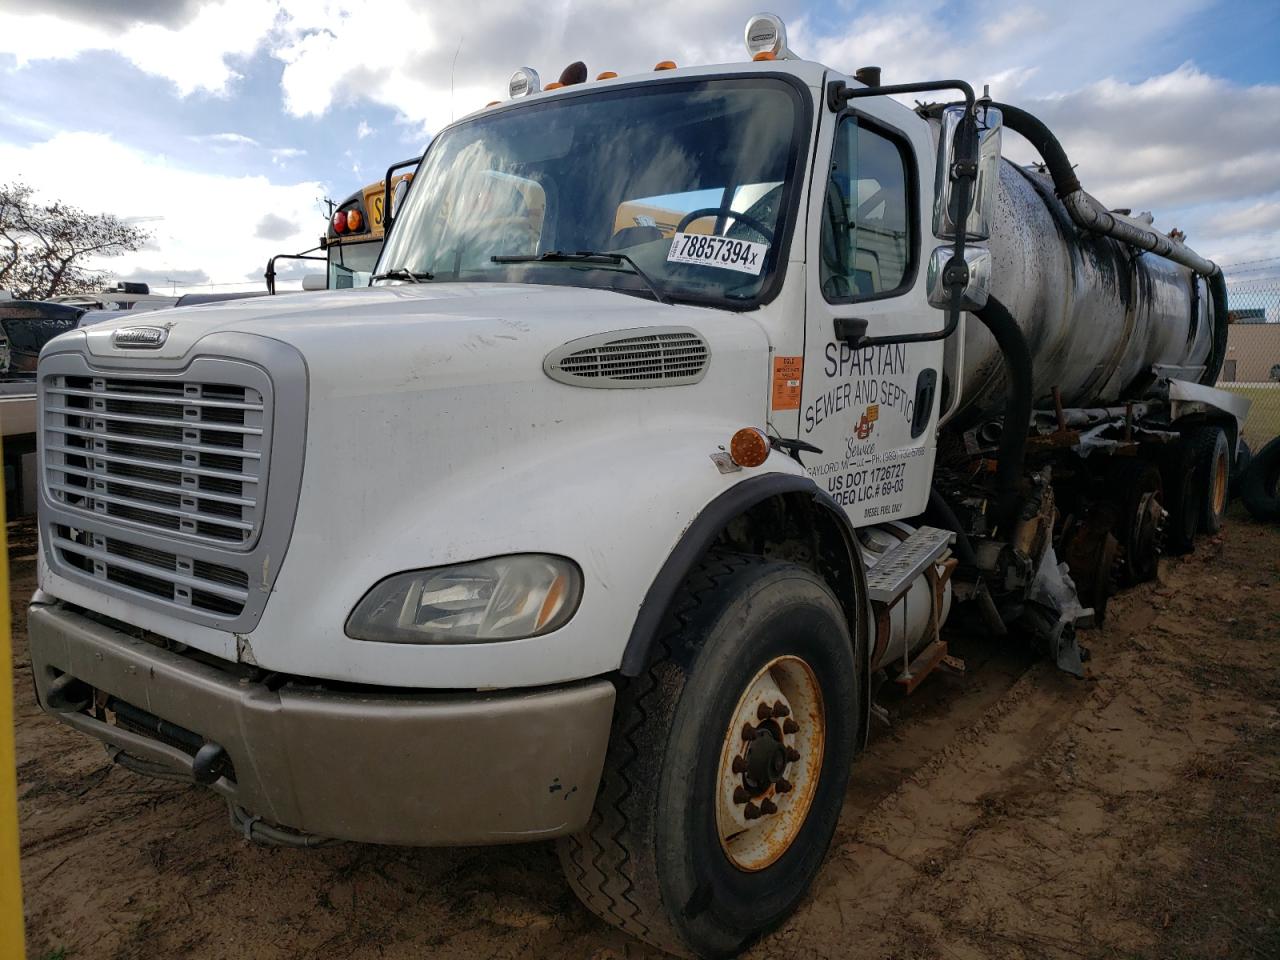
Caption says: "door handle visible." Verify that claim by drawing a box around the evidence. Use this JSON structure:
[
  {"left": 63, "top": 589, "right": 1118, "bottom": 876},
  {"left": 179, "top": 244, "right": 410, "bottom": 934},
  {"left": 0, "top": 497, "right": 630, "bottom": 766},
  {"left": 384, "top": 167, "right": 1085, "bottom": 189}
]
[{"left": 833, "top": 317, "right": 868, "bottom": 347}]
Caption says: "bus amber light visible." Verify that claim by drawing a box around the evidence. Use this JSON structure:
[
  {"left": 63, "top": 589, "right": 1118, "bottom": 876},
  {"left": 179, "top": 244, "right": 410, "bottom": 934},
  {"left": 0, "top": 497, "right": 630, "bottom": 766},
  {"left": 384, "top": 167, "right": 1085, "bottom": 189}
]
[
  {"left": 753, "top": 51, "right": 777, "bottom": 61},
  {"left": 654, "top": 60, "right": 677, "bottom": 71},
  {"left": 729, "top": 428, "right": 770, "bottom": 468},
  {"left": 346, "top": 209, "right": 363, "bottom": 231}
]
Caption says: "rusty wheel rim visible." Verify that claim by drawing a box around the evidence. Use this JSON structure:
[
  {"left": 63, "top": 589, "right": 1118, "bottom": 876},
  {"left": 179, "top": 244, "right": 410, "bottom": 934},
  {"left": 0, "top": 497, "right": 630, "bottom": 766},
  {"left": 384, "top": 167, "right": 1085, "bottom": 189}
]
[
  {"left": 715, "top": 655, "right": 825, "bottom": 872},
  {"left": 1212, "top": 448, "right": 1229, "bottom": 516}
]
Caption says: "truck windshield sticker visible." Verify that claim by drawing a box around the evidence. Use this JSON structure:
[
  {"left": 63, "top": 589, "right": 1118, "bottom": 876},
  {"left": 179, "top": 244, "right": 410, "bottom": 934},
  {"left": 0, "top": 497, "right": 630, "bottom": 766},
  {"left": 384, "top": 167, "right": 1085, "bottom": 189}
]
[{"left": 666, "top": 233, "right": 769, "bottom": 275}]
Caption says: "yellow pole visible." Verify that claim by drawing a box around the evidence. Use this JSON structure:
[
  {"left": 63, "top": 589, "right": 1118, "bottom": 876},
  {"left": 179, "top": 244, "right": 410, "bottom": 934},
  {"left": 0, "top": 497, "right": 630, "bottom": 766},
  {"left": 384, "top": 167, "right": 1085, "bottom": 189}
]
[{"left": 0, "top": 491, "right": 25, "bottom": 957}]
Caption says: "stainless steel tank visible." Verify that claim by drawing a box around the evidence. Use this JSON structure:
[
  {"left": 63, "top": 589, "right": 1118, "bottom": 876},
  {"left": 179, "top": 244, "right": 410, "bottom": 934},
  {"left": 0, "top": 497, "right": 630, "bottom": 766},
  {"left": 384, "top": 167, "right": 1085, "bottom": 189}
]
[{"left": 953, "top": 160, "right": 1218, "bottom": 423}]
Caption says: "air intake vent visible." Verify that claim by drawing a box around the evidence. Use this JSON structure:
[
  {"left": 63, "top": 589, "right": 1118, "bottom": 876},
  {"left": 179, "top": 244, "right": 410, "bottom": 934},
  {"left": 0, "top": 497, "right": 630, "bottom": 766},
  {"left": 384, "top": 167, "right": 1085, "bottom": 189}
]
[{"left": 544, "top": 327, "right": 709, "bottom": 388}]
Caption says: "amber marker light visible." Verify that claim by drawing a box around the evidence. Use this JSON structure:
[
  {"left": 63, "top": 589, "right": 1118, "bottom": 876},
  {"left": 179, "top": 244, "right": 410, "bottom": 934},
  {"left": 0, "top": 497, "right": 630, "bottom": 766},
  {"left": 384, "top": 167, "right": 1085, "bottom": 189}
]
[
  {"left": 346, "top": 208, "right": 364, "bottom": 231},
  {"left": 729, "top": 428, "right": 770, "bottom": 468},
  {"left": 596, "top": 71, "right": 618, "bottom": 80},
  {"left": 753, "top": 51, "right": 777, "bottom": 61},
  {"left": 654, "top": 60, "right": 677, "bottom": 71},
  {"left": 545, "top": 81, "right": 564, "bottom": 90}
]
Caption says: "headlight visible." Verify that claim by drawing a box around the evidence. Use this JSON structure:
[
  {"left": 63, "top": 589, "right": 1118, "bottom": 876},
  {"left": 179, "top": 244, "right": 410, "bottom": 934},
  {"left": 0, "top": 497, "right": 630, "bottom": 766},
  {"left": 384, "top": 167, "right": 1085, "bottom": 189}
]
[{"left": 345, "top": 554, "right": 583, "bottom": 644}]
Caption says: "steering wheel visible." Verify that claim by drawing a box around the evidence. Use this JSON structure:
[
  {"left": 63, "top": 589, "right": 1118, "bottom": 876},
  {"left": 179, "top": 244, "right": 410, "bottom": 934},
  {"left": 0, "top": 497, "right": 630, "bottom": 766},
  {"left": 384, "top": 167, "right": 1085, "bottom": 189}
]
[{"left": 675, "top": 207, "right": 774, "bottom": 243}]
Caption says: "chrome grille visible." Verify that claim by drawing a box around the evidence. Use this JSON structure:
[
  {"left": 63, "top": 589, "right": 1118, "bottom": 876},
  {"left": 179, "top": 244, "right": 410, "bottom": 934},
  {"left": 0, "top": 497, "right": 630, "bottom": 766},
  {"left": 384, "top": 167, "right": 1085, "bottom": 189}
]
[
  {"left": 43, "top": 375, "right": 264, "bottom": 546},
  {"left": 53, "top": 524, "right": 249, "bottom": 616}
]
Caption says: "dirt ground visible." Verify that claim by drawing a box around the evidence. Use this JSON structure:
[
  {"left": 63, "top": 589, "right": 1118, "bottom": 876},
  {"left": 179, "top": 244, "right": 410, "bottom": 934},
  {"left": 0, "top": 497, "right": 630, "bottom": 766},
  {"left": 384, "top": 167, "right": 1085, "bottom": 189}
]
[{"left": 11, "top": 511, "right": 1280, "bottom": 960}]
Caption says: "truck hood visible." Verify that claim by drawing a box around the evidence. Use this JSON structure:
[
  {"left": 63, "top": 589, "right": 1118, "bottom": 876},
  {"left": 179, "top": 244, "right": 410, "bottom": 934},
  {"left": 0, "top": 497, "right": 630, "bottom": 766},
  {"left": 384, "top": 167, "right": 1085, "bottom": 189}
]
[{"left": 61, "top": 283, "right": 724, "bottom": 364}]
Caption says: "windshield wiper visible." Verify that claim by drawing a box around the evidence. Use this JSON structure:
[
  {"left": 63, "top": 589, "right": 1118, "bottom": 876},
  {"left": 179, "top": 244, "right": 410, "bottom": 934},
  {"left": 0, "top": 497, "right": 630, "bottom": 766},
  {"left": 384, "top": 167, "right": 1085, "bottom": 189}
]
[
  {"left": 491, "top": 251, "right": 666, "bottom": 305},
  {"left": 372, "top": 268, "right": 434, "bottom": 283}
]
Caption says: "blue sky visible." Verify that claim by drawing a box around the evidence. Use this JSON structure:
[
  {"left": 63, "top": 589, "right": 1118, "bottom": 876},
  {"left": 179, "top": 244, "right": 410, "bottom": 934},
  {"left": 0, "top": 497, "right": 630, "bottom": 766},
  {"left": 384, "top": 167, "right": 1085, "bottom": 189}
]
[{"left": 1, "top": 0, "right": 1277, "bottom": 292}]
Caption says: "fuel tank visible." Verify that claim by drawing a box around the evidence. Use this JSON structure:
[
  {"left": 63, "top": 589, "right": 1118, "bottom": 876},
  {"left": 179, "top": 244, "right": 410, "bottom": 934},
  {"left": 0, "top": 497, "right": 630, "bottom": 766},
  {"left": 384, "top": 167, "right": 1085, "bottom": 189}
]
[{"left": 953, "top": 161, "right": 1217, "bottom": 423}]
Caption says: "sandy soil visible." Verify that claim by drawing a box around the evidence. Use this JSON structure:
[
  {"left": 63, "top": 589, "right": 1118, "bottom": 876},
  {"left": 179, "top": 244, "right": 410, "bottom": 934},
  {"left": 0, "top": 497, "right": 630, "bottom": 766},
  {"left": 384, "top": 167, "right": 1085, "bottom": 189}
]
[{"left": 12, "top": 511, "right": 1280, "bottom": 960}]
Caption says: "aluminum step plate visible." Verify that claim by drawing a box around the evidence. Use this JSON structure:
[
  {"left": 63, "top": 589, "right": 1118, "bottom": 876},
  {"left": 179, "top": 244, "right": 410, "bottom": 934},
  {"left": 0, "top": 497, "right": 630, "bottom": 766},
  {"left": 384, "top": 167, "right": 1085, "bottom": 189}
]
[{"left": 865, "top": 525, "right": 955, "bottom": 604}]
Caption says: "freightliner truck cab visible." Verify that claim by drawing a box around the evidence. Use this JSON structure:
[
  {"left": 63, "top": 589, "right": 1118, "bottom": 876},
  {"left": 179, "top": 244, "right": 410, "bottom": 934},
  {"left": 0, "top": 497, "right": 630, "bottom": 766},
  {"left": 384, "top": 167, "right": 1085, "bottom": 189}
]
[{"left": 28, "top": 14, "right": 1244, "bottom": 958}]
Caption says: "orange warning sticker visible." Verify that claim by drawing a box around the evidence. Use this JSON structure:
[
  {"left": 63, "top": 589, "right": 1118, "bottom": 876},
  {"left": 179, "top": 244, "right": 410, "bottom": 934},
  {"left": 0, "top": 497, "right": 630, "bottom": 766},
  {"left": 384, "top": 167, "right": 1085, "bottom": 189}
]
[{"left": 772, "top": 355, "right": 803, "bottom": 411}]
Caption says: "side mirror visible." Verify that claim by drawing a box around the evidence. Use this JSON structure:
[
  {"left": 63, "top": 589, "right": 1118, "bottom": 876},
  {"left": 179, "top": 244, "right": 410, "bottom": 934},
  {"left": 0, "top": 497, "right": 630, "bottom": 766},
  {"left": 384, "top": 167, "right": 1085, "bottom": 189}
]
[
  {"left": 391, "top": 177, "right": 410, "bottom": 222},
  {"left": 926, "top": 245, "right": 991, "bottom": 311},
  {"left": 933, "top": 105, "right": 1002, "bottom": 241},
  {"left": 301, "top": 273, "right": 327, "bottom": 291}
]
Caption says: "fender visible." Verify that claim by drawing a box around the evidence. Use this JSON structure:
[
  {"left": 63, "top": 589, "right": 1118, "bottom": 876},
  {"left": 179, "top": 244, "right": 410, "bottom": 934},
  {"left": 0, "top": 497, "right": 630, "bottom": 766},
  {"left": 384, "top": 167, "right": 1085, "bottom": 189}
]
[{"left": 620, "top": 471, "right": 871, "bottom": 678}]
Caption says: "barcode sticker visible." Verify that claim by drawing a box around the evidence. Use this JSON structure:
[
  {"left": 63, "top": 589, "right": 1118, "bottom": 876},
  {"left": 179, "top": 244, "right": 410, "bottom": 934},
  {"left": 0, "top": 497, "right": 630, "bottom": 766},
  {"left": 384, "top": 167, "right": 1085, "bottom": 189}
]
[{"left": 666, "top": 232, "right": 769, "bottom": 275}]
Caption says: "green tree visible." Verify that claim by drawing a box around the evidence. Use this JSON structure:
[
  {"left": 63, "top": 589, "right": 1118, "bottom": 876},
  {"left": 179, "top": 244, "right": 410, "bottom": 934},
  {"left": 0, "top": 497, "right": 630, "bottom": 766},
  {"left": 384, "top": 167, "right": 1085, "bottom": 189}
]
[{"left": 0, "top": 181, "right": 150, "bottom": 300}]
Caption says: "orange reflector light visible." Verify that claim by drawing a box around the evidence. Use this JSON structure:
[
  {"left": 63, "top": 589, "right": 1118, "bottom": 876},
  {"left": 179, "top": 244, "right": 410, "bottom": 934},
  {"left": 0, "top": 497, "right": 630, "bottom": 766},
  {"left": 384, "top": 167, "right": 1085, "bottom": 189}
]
[
  {"left": 346, "top": 208, "right": 363, "bottom": 231},
  {"left": 729, "top": 428, "right": 770, "bottom": 468},
  {"left": 654, "top": 60, "right": 677, "bottom": 71},
  {"left": 545, "top": 81, "right": 563, "bottom": 90},
  {"left": 485, "top": 100, "right": 500, "bottom": 107},
  {"left": 753, "top": 50, "right": 777, "bottom": 61},
  {"left": 596, "top": 70, "right": 618, "bottom": 80}
]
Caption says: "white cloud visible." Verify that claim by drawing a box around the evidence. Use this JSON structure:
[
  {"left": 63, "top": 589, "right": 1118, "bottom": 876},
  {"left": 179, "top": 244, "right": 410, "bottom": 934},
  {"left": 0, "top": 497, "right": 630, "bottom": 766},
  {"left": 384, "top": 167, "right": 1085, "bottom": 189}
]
[
  {"left": 356, "top": 120, "right": 374, "bottom": 139},
  {"left": 0, "top": 0, "right": 277, "bottom": 95},
  {"left": 193, "top": 132, "right": 260, "bottom": 146},
  {"left": 0, "top": 131, "right": 327, "bottom": 294}
]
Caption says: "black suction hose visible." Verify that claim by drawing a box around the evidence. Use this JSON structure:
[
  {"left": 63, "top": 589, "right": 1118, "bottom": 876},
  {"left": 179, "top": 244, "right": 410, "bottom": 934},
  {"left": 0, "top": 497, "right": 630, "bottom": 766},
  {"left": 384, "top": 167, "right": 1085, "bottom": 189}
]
[
  {"left": 926, "top": 489, "right": 978, "bottom": 568},
  {"left": 989, "top": 102, "right": 1081, "bottom": 198},
  {"left": 972, "top": 294, "right": 1034, "bottom": 532}
]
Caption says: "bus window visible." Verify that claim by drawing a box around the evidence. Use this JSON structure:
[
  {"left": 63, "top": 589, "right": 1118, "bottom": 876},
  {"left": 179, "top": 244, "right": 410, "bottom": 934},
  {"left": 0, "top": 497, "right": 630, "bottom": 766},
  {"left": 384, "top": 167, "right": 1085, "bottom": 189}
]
[{"left": 328, "top": 239, "right": 383, "bottom": 289}]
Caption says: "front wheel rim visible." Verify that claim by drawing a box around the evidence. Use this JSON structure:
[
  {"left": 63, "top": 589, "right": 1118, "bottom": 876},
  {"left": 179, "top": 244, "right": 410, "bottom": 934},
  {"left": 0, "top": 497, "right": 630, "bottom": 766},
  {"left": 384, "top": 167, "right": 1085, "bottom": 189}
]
[{"left": 715, "top": 655, "right": 825, "bottom": 872}]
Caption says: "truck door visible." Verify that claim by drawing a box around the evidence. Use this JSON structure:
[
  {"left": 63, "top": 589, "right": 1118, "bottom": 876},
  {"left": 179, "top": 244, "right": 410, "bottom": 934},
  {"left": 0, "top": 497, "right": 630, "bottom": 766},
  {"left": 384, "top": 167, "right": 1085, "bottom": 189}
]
[{"left": 798, "top": 84, "right": 942, "bottom": 527}]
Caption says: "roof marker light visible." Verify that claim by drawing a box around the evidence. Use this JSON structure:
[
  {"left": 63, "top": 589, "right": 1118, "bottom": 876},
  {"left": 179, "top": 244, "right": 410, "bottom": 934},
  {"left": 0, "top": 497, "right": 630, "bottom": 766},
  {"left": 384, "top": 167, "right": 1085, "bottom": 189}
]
[
  {"left": 509, "top": 67, "right": 540, "bottom": 98},
  {"left": 545, "top": 81, "right": 564, "bottom": 90},
  {"left": 596, "top": 71, "right": 618, "bottom": 80},
  {"left": 744, "top": 13, "right": 794, "bottom": 60},
  {"left": 654, "top": 59, "right": 677, "bottom": 71}
]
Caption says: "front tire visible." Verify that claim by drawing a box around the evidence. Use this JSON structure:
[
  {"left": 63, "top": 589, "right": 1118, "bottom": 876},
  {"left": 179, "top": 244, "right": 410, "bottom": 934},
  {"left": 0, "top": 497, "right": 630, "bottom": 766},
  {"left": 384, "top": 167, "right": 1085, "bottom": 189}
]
[{"left": 557, "top": 553, "right": 859, "bottom": 958}]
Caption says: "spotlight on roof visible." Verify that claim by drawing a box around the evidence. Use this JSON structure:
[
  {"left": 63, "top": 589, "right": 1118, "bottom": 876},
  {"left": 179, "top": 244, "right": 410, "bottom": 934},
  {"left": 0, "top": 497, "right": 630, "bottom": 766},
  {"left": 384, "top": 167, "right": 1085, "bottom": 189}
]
[
  {"left": 508, "top": 67, "right": 541, "bottom": 98},
  {"left": 744, "top": 13, "right": 795, "bottom": 60}
]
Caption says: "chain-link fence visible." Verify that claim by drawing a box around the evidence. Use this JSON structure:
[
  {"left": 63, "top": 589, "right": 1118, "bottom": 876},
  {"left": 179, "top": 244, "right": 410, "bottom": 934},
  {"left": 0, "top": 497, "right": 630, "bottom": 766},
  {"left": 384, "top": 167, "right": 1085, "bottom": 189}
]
[{"left": 1218, "top": 272, "right": 1280, "bottom": 450}]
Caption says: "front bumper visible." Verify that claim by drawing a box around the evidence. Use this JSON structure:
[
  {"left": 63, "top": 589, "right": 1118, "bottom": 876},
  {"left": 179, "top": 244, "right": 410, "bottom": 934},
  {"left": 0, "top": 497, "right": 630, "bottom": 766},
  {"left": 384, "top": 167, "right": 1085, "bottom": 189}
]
[{"left": 28, "top": 600, "right": 615, "bottom": 846}]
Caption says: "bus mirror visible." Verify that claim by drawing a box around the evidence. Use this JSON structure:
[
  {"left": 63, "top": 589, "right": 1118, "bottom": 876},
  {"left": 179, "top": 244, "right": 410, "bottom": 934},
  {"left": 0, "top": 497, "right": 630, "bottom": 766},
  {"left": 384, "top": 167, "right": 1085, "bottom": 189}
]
[
  {"left": 302, "top": 273, "right": 327, "bottom": 291},
  {"left": 933, "top": 105, "right": 1002, "bottom": 241},
  {"left": 926, "top": 245, "right": 991, "bottom": 311},
  {"left": 391, "top": 178, "right": 410, "bottom": 222}
]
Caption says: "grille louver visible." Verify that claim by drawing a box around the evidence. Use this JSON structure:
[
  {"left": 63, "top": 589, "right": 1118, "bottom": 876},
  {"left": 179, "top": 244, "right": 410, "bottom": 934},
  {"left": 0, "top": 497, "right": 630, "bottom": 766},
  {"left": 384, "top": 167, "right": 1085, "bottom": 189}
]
[{"left": 544, "top": 327, "right": 709, "bottom": 388}]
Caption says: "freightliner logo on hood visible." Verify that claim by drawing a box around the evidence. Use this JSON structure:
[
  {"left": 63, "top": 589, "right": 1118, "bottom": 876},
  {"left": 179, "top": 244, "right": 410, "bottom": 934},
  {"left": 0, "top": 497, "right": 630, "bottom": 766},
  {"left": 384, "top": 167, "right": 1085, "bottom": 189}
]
[{"left": 112, "top": 326, "right": 167, "bottom": 348}]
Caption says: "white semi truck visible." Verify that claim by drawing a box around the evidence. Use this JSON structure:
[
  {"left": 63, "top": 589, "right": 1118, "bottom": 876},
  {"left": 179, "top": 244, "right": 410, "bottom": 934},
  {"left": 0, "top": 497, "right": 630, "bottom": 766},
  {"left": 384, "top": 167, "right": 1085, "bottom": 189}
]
[{"left": 28, "top": 16, "right": 1246, "bottom": 958}]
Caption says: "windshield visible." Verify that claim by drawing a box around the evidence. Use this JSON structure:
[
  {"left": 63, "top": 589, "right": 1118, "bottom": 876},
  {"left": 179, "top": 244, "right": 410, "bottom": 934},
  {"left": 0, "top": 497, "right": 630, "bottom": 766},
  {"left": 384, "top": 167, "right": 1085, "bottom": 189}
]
[
  {"left": 329, "top": 239, "right": 382, "bottom": 289},
  {"left": 378, "top": 77, "right": 808, "bottom": 307}
]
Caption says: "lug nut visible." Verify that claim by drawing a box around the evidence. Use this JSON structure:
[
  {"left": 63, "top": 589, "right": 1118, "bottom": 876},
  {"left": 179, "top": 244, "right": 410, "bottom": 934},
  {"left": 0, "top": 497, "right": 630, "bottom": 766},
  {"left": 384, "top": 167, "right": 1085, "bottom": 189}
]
[
  {"left": 757, "top": 703, "right": 773, "bottom": 721},
  {"left": 785, "top": 746, "right": 801, "bottom": 762},
  {"left": 760, "top": 798, "right": 778, "bottom": 815},
  {"left": 732, "top": 755, "right": 748, "bottom": 774},
  {"left": 783, "top": 718, "right": 799, "bottom": 734},
  {"left": 742, "top": 723, "right": 756, "bottom": 742},
  {"left": 743, "top": 801, "right": 762, "bottom": 820},
  {"left": 772, "top": 700, "right": 790, "bottom": 718},
  {"left": 733, "top": 786, "right": 749, "bottom": 805},
  {"left": 776, "top": 778, "right": 793, "bottom": 793}
]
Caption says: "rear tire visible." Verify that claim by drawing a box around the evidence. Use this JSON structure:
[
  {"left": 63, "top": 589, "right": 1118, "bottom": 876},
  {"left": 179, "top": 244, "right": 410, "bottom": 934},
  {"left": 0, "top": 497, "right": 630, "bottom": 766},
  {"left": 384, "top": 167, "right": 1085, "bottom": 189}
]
[
  {"left": 1162, "top": 426, "right": 1229, "bottom": 550},
  {"left": 1241, "top": 436, "right": 1280, "bottom": 523},
  {"left": 1193, "top": 427, "right": 1230, "bottom": 535},
  {"left": 557, "top": 553, "right": 859, "bottom": 958}
]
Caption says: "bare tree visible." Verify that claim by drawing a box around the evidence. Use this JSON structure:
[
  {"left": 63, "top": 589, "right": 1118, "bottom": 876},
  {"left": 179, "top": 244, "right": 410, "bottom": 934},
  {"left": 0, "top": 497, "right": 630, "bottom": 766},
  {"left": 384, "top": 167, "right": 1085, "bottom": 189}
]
[{"left": 0, "top": 181, "right": 151, "bottom": 300}]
